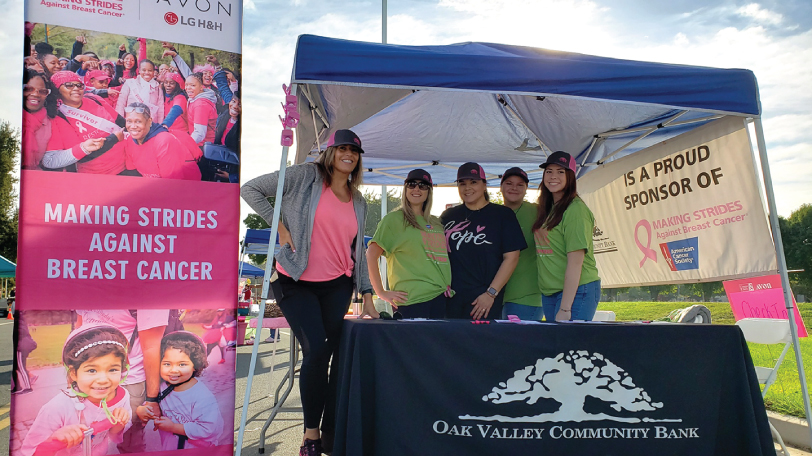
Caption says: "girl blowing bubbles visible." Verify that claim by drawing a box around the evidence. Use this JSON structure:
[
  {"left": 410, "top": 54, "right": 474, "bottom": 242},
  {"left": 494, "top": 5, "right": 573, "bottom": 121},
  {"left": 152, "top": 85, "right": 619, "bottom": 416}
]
[
  {"left": 138, "top": 331, "right": 224, "bottom": 450},
  {"left": 21, "top": 326, "right": 132, "bottom": 456}
]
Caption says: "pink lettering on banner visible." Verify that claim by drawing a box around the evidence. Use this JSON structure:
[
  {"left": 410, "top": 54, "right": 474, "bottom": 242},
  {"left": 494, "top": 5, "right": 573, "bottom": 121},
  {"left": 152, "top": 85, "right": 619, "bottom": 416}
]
[
  {"left": 421, "top": 230, "right": 448, "bottom": 264},
  {"left": 723, "top": 275, "right": 808, "bottom": 337},
  {"left": 17, "top": 171, "right": 239, "bottom": 310},
  {"left": 634, "top": 219, "right": 658, "bottom": 267}
]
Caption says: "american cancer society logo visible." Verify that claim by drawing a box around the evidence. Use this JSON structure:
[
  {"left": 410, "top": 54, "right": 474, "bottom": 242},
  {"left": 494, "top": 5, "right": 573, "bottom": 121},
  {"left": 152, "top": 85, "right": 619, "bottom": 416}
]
[{"left": 659, "top": 237, "right": 699, "bottom": 271}]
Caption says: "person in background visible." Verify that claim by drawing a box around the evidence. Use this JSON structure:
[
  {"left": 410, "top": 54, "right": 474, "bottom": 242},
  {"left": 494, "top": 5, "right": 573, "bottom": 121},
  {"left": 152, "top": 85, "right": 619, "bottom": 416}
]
[
  {"left": 367, "top": 169, "right": 452, "bottom": 318},
  {"left": 241, "top": 129, "right": 377, "bottom": 456},
  {"left": 21, "top": 69, "right": 56, "bottom": 170},
  {"left": 84, "top": 69, "right": 119, "bottom": 108},
  {"left": 116, "top": 59, "right": 164, "bottom": 124},
  {"left": 533, "top": 151, "right": 601, "bottom": 321},
  {"left": 160, "top": 72, "right": 189, "bottom": 134},
  {"left": 500, "top": 167, "right": 543, "bottom": 320},
  {"left": 184, "top": 73, "right": 218, "bottom": 146},
  {"left": 440, "top": 162, "right": 525, "bottom": 320}
]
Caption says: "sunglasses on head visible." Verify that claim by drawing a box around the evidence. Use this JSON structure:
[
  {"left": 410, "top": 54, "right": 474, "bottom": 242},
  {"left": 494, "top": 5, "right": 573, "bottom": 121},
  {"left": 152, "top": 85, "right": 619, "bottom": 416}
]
[
  {"left": 124, "top": 106, "right": 149, "bottom": 114},
  {"left": 23, "top": 85, "right": 50, "bottom": 96},
  {"left": 62, "top": 82, "right": 84, "bottom": 90},
  {"left": 405, "top": 181, "right": 430, "bottom": 191}
]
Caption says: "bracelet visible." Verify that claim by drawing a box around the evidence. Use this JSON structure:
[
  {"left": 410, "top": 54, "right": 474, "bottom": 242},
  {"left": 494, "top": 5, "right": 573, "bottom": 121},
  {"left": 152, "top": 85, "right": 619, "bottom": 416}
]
[
  {"left": 560, "top": 309, "right": 571, "bottom": 312},
  {"left": 145, "top": 396, "right": 159, "bottom": 403}
]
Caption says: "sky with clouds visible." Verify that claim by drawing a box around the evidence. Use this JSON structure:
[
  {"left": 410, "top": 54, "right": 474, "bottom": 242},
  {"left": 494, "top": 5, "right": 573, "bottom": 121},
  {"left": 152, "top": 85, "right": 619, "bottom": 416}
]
[{"left": 2, "top": 0, "right": 811, "bottom": 219}]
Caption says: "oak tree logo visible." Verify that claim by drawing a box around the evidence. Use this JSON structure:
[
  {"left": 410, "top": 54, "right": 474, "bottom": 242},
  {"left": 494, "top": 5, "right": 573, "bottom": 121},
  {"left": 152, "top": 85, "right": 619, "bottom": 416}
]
[{"left": 460, "top": 351, "right": 681, "bottom": 424}]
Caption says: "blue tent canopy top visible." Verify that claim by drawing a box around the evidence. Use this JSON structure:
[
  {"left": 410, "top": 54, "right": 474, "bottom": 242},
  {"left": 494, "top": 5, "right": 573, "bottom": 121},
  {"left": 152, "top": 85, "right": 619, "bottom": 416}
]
[
  {"left": 291, "top": 34, "right": 761, "bottom": 185},
  {"left": 0, "top": 255, "right": 16, "bottom": 278}
]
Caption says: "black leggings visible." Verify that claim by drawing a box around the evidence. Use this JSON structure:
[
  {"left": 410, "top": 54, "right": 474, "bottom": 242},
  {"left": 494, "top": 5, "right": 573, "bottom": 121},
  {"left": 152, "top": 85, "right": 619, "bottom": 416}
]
[
  {"left": 397, "top": 293, "right": 447, "bottom": 319},
  {"left": 273, "top": 273, "right": 353, "bottom": 431}
]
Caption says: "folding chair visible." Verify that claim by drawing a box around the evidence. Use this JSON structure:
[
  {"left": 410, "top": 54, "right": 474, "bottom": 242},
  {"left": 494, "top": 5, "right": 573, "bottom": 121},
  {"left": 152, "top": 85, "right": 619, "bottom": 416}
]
[
  {"left": 735, "top": 318, "right": 793, "bottom": 456},
  {"left": 593, "top": 310, "right": 616, "bottom": 321}
]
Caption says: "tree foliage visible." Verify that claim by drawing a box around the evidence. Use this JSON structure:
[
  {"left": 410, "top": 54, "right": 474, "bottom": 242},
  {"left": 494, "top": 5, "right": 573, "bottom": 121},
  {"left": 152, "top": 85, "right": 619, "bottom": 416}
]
[
  {"left": 0, "top": 122, "right": 19, "bottom": 262},
  {"left": 780, "top": 204, "right": 812, "bottom": 298},
  {"left": 363, "top": 188, "right": 401, "bottom": 237}
]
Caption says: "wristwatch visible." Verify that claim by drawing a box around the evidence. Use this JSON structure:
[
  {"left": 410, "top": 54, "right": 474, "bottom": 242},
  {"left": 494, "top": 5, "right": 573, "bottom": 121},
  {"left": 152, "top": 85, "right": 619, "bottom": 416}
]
[{"left": 486, "top": 287, "right": 498, "bottom": 298}]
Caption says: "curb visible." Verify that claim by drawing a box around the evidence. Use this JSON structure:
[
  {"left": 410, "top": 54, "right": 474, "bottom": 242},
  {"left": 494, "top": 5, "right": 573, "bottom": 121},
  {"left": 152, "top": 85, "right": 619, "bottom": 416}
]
[{"left": 769, "top": 411, "right": 811, "bottom": 451}]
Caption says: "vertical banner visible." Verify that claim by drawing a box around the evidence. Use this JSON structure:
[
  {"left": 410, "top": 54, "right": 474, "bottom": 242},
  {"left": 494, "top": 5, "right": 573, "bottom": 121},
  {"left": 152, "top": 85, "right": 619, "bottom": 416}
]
[
  {"left": 579, "top": 117, "right": 777, "bottom": 287},
  {"left": 14, "top": 1, "right": 242, "bottom": 456}
]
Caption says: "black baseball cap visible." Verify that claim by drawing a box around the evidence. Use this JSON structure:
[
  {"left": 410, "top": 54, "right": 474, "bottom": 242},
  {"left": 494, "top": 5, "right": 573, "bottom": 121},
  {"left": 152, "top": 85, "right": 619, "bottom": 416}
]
[
  {"left": 327, "top": 129, "right": 364, "bottom": 153},
  {"left": 405, "top": 168, "right": 433, "bottom": 185},
  {"left": 501, "top": 167, "right": 529, "bottom": 184},
  {"left": 456, "top": 162, "right": 486, "bottom": 182},
  {"left": 540, "top": 151, "right": 577, "bottom": 173}
]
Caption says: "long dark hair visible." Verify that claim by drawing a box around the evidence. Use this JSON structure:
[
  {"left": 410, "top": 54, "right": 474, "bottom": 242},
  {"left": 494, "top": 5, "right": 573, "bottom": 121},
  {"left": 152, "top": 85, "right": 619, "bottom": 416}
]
[
  {"left": 23, "top": 69, "right": 57, "bottom": 118},
  {"left": 122, "top": 52, "right": 138, "bottom": 78},
  {"left": 315, "top": 145, "right": 363, "bottom": 192},
  {"left": 532, "top": 167, "right": 578, "bottom": 231}
]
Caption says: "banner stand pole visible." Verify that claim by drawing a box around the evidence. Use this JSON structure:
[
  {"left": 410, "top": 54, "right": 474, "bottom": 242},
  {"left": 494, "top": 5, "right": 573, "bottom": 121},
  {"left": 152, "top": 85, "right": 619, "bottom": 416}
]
[
  {"left": 753, "top": 117, "right": 812, "bottom": 448},
  {"left": 235, "top": 83, "right": 297, "bottom": 456}
]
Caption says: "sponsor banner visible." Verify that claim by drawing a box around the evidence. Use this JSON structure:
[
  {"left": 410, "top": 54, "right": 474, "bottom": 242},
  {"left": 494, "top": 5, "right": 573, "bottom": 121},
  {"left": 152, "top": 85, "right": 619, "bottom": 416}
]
[
  {"left": 18, "top": 172, "right": 238, "bottom": 309},
  {"left": 26, "top": 0, "right": 241, "bottom": 53},
  {"left": 723, "top": 274, "right": 808, "bottom": 337},
  {"left": 15, "top": 5, "right": 242, "bottom": 456},
  {"left": 579, "top": 117, "right": 777, "bottom": 287}
]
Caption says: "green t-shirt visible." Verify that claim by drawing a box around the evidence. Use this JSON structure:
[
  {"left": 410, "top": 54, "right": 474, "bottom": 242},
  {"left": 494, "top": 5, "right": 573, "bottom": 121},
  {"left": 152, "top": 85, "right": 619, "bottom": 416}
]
[
  {"left": 370, "top": 210, "right": 452, "bottom": 306},
  {"left": 503, "top": 202, "right": 542, "bottom": 307},
  {"left": 534, "top": 197, "right": 600, "bottom": 296}
]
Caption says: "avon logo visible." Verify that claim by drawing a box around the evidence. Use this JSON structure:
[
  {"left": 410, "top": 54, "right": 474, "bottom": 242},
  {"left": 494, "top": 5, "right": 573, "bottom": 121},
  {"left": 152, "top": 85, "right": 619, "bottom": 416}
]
[{"left": 444, "top": 220, "right": 492, "bottom": 250}]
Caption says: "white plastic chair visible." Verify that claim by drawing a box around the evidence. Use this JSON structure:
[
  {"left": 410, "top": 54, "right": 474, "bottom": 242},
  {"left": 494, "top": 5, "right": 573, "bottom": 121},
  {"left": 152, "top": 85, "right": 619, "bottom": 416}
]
[
  {"left": 593, "top": 310, "right": 616, "bottom": 322},
  {"left": 736, "top": 318, "right": 793, "bottom": 456}
]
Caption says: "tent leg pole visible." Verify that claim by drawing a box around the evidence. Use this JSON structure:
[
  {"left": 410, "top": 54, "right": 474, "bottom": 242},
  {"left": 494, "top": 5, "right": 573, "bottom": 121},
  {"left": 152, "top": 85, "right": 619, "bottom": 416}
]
[
  {"left": 754, "top": 117, "right": 812, "bottom": 447},
  {"left": 235, "top": 84, "right": 297, "bottom": 456}
]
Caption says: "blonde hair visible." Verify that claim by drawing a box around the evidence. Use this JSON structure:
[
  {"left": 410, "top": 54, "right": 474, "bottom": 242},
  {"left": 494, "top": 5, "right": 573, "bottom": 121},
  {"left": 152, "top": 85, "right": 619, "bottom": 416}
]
[
  {"left": 397, "top": 182, "right": 439, "bottom": 230},
  {"left": 315, "top": 145, "right": 363, "bottom": 192}
]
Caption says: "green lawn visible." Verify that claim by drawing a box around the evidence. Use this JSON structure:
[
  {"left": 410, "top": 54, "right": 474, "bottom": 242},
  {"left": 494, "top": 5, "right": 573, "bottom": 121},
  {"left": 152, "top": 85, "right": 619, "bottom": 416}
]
[{"left": 598, "top": 301, "right": 812, "bottom": 418}]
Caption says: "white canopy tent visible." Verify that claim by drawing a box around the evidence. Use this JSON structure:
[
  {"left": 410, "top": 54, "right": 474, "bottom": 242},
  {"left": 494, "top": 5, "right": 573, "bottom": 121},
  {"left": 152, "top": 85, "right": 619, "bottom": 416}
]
[{"left": 236, "top": 35, "right": 811, "bottom": 452}]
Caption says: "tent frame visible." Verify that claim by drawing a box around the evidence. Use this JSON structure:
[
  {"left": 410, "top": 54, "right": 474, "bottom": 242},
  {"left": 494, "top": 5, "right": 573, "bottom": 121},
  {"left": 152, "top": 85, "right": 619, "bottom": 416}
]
[{"left": 235, "top": 53, "right": 812, "bottom": 456}]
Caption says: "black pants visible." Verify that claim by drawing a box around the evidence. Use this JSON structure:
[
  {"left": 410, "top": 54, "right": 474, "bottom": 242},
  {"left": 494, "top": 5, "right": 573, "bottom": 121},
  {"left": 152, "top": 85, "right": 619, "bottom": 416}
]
[
  {"left": 273, "top": 273, "right": 353, "bottom": 431},
  {"left": 446, "top": 290, "right": 503, "bottom": 320},
  {"left": 398, "top": 293, "right": 447, "bottom": 319}
]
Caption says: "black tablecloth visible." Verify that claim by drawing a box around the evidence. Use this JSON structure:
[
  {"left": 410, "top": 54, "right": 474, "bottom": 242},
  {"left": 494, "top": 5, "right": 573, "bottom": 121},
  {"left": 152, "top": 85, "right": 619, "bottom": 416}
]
[{"left": 333, "top": 320, "right": 775, "bottom": 456}]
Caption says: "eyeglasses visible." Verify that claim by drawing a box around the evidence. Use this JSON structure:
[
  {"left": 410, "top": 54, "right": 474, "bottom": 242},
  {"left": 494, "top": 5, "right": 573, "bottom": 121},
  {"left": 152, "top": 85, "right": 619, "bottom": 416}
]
[
  {"left": 124, "top": 106, "right": 149, "bottom": 114},
  {"left": 406, "top": 181, "right": 430, "bottom": 190},
  {"left": 62, "top": 82, "right": 85, "bottom": 90},
  {"left": 23, "top": 85, "right": 50, "bottom": 96}
]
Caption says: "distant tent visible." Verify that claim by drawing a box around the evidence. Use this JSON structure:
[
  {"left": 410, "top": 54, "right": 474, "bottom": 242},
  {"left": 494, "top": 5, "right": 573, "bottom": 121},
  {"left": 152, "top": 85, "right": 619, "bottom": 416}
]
[
  {"left": 0, "top": 255, "right": 16, "bottom": 278},
  {"left": 240, "top": 261, "right": 265, "bottom": 278}
]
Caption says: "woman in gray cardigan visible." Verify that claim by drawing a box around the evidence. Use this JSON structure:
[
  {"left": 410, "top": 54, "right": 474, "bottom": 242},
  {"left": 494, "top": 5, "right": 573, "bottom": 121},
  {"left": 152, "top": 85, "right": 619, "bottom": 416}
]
[{"left": 241, "top": 129, "right": 377, "bottom": 456}]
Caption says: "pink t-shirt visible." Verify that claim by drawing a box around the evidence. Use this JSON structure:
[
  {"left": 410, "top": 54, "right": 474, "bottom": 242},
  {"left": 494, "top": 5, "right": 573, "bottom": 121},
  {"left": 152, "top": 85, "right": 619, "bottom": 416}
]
[
  {"left": 278, "top": 185, "right": 357, "bottom": 282},
  {"left": 20, "top": 387, "right": 132, "bottom": 456}
]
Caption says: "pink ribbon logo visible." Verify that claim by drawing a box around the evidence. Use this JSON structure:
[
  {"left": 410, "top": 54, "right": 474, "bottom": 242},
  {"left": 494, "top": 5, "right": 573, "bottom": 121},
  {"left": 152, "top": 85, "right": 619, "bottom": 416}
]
[
  {"left": 75, "top": 121, "right": 87, "bottom": 134},
  {"left": 634, "top": 219, "right": 658, "bottom": 268}
]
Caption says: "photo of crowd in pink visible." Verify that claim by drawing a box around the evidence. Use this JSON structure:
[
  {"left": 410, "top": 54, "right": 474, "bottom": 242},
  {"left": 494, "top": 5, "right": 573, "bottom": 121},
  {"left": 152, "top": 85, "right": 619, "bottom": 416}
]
[{"left": 22, "top": 24, "right": 242, "bottom": 183}]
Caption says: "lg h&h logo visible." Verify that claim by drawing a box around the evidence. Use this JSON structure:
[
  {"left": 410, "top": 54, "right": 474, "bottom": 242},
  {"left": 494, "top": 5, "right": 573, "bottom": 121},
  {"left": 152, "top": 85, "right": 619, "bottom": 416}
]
[
  {"left": 433, "top": 351, "right": 699, "bottom": 441},
  {"left": 164, "top": 12, "right": 179, "bottom": 25}
]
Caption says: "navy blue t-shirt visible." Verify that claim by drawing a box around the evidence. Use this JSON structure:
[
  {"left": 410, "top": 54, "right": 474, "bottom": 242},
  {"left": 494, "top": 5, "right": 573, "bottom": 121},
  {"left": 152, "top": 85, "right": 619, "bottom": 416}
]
[{"left": 440, "top": 202, "right": 526, "bottom": 318}]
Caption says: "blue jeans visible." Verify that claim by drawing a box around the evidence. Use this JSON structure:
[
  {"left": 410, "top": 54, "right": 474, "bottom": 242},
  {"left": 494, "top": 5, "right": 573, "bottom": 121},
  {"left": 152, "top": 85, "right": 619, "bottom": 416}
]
[
  {"left": 502, "top": 302, "right": 544, "bottom": 320},
  {"left": 542, "top": 280, "right": 601, "bottom": 321}
]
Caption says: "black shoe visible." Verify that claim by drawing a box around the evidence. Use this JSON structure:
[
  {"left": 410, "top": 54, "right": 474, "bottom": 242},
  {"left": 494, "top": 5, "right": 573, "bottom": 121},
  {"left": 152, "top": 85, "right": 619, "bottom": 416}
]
[{"left": 299, "top": 438, "right": 323, "bottom": 456}]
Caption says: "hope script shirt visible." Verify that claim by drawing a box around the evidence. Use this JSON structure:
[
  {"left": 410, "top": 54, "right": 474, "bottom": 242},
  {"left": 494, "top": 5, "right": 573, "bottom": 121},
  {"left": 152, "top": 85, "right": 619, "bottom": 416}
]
[{"left": 440, "top": 203, "right": 526, "bottom": 307}]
